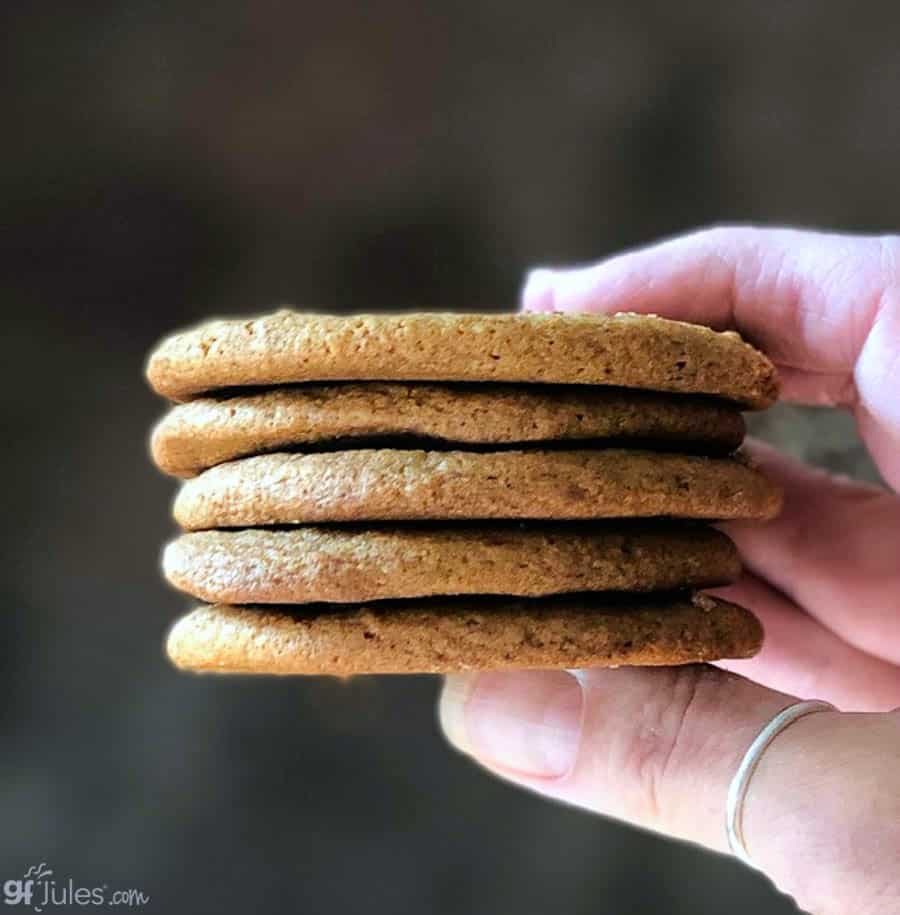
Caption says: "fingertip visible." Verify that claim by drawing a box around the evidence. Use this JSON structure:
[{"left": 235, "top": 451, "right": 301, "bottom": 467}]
[
  {"left": 438, "top": 670, "right": 583, "bottom": 778},
  {"left": 519, "top": 268, "right": 557, "bottom": 312},
  {"left": 521, "top": 263, "right": 623, "bottom": 315}
]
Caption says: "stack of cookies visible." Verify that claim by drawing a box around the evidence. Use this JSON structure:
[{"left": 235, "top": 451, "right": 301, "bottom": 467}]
[{"left": 147, "top": 310, "right": 781, "bottom": 676}]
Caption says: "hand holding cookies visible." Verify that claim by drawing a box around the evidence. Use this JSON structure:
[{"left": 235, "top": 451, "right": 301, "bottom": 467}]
[
  {"left": 146, "top": 225, "right": 900, "bottom": 915},
  {"left": 439, "top": 227, "right": 900, "bottom": 915}
]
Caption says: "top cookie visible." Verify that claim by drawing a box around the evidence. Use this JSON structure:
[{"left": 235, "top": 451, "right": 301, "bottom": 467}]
[{"left": 146, "top": 311, "right": 778, "bottom": 408}]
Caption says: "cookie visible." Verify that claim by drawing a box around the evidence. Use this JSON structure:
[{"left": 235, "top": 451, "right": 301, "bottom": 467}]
[
  {"left": 151, "top": 382, "right": 745, "bottom": 477},
  {"left": 146, "top": 311, "right": 778, "bottom": 408},
  {"left": 165, "top": 592, "right": 763, "bottom": 675},
  {"left": 172, "top": 448, "right": 782, "bottom": 530},
  {"left": 163, "top": 523, "right": 740, "bottom": 604}
]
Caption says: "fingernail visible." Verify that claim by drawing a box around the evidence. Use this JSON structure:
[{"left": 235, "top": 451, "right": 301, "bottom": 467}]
[
  {"left": 439, "top": 671, "right": 583, "bottom": 777},
  {"left": 520, "top": 268, "right": 556, "bottom": 312}
]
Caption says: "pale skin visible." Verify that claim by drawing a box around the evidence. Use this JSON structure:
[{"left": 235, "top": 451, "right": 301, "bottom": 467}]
[{"left": 437, "top": 227, "right": 900, "bottom": 915}]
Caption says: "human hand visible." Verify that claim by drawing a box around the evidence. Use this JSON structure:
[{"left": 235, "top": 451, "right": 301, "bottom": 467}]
[{"left": 438, "top": 227, "right": 900, "bottom": 914}]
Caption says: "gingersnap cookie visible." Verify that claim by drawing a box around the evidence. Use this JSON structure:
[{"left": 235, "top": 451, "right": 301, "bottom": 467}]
[
  {"left": 165, "top": 592, "right": 763, "bottom": 675},
  {"left": 163, "top": 523, "right": 740, "bottom": 604},
  {"left": 146, "top": 311, "right": 778, "bottom": 408},
  {"left": 151, "top": 382, "right": 745, "bottom": 477},
  {"left": 172, "top": 448, "right": 782, "bottom": 530}
]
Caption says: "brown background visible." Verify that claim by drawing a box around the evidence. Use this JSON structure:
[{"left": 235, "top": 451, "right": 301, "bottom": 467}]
[{"left": 2, "top": 2, "right": 895, "bottom": 912}]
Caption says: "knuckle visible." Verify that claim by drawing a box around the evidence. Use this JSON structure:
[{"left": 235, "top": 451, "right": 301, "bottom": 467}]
[
  {"left": 694, "top": 222, "right": 740, "bottom": 239},
  {"left": 696, "top": 223, "right": 757, "bottom": 250},
  {"left": 617, "top": 665, "right": 726, "bottom": 827}
]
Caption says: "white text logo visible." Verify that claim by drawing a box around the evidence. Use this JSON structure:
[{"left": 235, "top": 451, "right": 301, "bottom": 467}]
[{"left": 3, "top": 863, "right": 149, "bottom": 911}]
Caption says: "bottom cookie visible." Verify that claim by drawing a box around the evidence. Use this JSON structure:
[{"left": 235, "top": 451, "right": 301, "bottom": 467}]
[{"left": 166, "top": 593, "right": 762, "bottom": 676}]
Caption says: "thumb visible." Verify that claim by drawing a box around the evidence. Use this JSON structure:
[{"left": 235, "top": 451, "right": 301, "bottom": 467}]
[
  {"left": 519, "top": 226, "right": 900, "bottom": 491},
  {"left": 439, "top": 666, "right": 900, "bottom": 914}
]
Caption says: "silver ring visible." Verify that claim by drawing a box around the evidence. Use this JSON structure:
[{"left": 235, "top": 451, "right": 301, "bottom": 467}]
[{"left": 726, "top": 699, "right": 835, "bottom": 867}]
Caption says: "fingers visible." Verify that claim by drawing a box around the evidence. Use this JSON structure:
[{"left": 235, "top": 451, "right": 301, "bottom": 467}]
[
  {"left": 712, "top": 574, "right": 900, "bottom": 712},
  {"left": 721, "top": 441, "right": 900, "bottom": 666},
  {"left": 439, "top": 667, "right": 900, "bottom": 913},
  {"left": 520, "top": 226, "right": 900, "bottom": 489}
]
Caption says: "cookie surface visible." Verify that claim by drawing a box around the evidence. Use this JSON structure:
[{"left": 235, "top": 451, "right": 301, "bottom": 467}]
[
  {"left": 163, "top": 524, "right": 740, "bottom": 604},
  {"left": 146, "top": 311, "right": 778, "bottom": 408},
  {"left": 165, "top": 593, "right": 763, "bottom": 675},
  {"left": 151, "top": 382, "right": 745, "bottom": 477},
  {"left": 173, "top": 448, "right": 782, "bottom": 529}
]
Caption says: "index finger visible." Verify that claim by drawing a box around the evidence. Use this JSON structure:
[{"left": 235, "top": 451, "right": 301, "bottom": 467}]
[{"left": 520, "top": 225, "right": 900, "bottom": 489}]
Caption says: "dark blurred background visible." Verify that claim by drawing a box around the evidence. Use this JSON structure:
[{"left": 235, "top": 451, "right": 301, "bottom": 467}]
[{"left": 3, "top": 2, "right": 896, "bottom": 912}]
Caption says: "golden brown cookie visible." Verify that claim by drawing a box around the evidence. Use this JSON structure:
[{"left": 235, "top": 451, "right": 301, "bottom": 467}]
[
  {"left": 165, "top": 593, "right": 763, "bottom": 675},
  {"left": 163, "top": 523, "right": 740, "bottom": 604},
  {"left": 151, "top": 382, "right": 745, "bottom": 477},
  {"left": 146, "top": 311, "right": 778, "bottom": 408},
  {"left": 172, "top": 448, "right": 782, "bottom": 530}
]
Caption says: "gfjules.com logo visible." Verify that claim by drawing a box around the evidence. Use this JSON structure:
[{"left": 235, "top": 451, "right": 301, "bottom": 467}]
[{"left": 3, "top": 863, "right": 149, "bottom": 910}]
